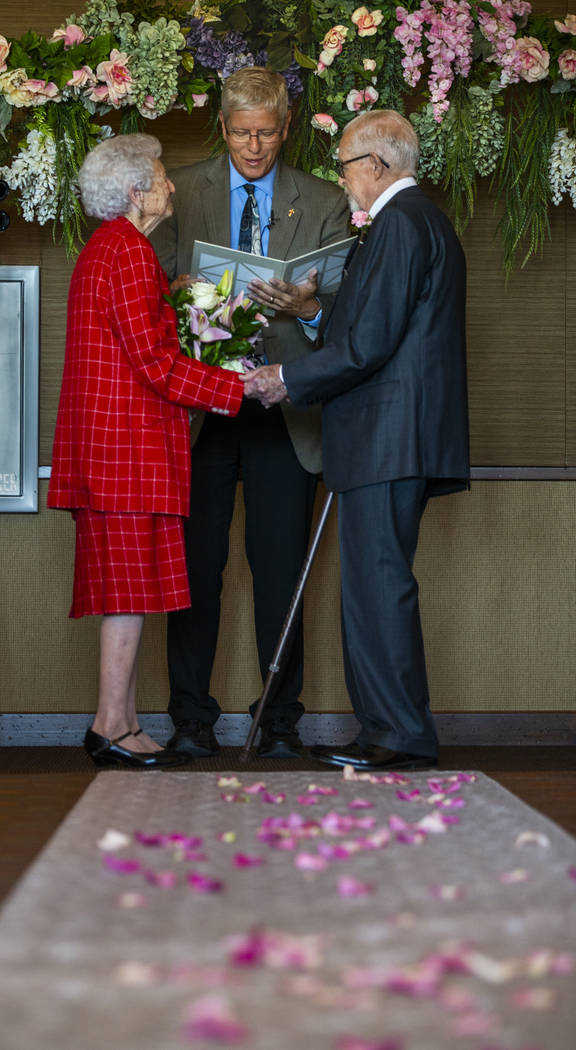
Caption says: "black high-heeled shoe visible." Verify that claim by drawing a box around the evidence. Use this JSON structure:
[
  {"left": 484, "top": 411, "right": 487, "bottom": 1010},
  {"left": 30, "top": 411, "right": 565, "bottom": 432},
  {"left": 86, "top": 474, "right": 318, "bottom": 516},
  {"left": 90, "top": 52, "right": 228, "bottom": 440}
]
[{"left": 84, "top": 728, "right": 187, "bottom": 770}]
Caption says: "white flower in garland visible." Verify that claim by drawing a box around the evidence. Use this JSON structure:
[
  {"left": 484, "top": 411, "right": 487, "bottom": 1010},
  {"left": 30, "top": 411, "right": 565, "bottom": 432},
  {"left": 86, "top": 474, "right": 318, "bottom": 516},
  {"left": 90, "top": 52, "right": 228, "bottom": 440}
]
[
  {"left": 0, "top": 125, "right": 59, "bottom": 223},
  {"left": 549, "top": 129, "right": 576, "bottom": 207}
]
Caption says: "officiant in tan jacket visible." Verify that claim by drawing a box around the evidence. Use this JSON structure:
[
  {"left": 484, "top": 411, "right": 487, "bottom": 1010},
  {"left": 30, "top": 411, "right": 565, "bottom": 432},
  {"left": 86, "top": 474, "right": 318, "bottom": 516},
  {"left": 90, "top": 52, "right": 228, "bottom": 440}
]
[{"left": 151, "top": 67, "right": 349, "bottom": 760}]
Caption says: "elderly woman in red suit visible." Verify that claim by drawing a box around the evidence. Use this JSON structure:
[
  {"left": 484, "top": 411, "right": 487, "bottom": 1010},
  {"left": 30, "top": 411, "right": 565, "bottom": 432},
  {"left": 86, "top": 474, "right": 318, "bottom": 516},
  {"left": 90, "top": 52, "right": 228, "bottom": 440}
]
[{"left": 48, "top": 134, "right": 243, "bottom": 770}]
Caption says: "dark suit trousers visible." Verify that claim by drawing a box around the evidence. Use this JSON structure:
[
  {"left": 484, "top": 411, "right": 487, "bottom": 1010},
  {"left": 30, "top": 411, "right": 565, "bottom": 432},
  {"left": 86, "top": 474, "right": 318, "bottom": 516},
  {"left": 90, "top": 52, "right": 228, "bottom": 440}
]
[
  {"left": 338, "top": 478, "right": 439, "bottom": 757},
  {"left": 167, "top": 399, "right": 317, "bottom": 728}
]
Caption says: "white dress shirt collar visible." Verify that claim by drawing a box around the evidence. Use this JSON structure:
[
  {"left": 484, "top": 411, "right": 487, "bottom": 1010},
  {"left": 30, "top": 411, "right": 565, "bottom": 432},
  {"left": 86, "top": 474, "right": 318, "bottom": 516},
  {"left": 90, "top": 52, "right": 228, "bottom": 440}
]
[{"left": 369, "top": 177, "right": 417, "bottom": 219}]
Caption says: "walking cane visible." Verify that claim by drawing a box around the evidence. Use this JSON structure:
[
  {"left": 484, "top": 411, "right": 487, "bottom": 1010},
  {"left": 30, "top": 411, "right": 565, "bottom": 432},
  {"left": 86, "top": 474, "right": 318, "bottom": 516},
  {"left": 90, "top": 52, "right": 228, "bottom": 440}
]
[{"left": 239, "top": 490, "right": 335, "bottom": 763}]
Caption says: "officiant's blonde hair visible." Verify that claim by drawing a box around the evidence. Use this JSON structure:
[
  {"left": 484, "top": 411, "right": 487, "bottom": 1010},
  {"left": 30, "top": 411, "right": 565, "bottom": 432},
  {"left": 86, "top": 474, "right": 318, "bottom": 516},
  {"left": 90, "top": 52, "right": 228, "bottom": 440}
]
[{"left": 221, "top": 67, "right": 289, "bottom": 123}]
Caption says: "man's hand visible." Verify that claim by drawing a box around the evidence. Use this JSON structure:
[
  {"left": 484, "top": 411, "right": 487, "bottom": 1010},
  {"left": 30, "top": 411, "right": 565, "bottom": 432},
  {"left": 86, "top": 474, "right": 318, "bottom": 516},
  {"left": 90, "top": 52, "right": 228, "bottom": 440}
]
[
  {"left": 170, "top": 273, "right": 193, "bottom": 293},
  {"left": 247, "top": 268, "right": 320, "bottom": 320},
  {"left": 241, "top": 364, "right": 287, "bottom": 408}
]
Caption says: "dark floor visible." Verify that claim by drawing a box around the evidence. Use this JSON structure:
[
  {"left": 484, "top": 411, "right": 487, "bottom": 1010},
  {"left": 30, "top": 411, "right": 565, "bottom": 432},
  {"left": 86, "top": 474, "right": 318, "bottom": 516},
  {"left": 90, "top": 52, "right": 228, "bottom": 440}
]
[{"left": 1, "top": 746, "right": 575, "bottom": 906}]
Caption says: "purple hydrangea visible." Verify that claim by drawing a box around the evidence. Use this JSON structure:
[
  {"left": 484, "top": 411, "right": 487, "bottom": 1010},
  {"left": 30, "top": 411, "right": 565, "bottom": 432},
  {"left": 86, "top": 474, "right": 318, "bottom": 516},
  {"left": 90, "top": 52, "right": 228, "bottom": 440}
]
[{"left": 183, "top": 19, "right": 304, "bottom": 101}]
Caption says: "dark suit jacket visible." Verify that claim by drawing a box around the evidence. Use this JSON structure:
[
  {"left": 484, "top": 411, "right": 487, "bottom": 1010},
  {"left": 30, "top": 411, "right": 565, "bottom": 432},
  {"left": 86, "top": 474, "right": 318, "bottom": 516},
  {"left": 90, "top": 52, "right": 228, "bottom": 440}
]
[
  {"left": 283, "top": 185, "right": 470, "bottom": 494},
  {"left": 151, "top": 154, "right": 349, "bottom": 474}
]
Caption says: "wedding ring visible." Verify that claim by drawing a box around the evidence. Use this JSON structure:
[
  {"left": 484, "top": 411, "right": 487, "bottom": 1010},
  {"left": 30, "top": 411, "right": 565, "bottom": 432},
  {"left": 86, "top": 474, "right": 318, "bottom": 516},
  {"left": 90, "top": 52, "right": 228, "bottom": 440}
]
[{"left": 270, "top": 295, "right": 275, "bottom": 304}]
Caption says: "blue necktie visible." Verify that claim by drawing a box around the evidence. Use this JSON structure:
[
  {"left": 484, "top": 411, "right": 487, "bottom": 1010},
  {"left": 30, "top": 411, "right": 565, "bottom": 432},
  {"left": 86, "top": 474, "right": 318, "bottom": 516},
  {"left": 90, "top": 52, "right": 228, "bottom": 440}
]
[{"left": 238, "top": 183, "right": 262, "bottom": 255}]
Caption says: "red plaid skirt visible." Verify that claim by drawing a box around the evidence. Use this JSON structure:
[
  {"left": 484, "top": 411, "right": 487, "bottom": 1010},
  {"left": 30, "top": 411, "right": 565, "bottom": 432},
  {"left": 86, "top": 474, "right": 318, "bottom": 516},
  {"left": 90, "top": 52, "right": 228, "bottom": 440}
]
[{"left": 70, "top": 509, "right": 191, "bottom": 618}]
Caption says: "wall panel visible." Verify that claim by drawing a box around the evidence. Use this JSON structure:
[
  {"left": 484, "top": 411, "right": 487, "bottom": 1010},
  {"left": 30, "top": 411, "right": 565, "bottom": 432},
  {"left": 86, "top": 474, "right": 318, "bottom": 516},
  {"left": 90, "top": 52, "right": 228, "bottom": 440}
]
[{"left": 1, "top": 481, "right": 574, "bottom": 716}]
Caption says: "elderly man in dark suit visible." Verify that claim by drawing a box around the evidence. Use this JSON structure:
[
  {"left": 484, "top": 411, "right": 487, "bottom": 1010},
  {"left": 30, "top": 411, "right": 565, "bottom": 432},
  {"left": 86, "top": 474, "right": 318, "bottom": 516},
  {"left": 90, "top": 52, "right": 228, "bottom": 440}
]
[
  {"left": 151, "top": 68, "right": 349, "bottom": 759},
  {"left": 243, "top": 109, "right": 470, "bottom": 771}
]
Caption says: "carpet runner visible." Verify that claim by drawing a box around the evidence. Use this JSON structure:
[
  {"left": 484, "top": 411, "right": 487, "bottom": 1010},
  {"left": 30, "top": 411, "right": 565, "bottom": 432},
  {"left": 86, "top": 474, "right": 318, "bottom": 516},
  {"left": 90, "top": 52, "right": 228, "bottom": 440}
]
[{"left": 0, "top": 768, "right": 575, "bottom": 1050}]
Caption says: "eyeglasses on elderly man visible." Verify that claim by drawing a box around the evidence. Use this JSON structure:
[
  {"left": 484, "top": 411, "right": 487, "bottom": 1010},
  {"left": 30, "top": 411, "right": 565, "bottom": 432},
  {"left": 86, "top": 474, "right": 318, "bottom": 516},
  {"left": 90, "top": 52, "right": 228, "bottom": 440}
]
[{"left": 334, "top": 153, "right": 390, "bottom": 178}]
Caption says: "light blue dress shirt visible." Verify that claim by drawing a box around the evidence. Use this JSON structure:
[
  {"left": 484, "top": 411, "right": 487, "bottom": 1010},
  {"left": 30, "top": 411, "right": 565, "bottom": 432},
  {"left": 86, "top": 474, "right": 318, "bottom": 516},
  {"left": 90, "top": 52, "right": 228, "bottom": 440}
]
[
  {"left": 229, "top": 159, "right": 275, "bottom": 256},
  {"left": 228, "top": 158, "right": 321, "bottom": 331}
]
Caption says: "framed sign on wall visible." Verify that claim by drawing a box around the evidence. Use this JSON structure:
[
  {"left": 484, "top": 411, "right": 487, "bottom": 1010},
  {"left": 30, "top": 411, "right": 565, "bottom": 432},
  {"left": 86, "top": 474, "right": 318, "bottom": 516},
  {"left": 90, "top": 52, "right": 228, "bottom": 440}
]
[{"left": 0, "top": 266, "right": 40, "bottom": 512}]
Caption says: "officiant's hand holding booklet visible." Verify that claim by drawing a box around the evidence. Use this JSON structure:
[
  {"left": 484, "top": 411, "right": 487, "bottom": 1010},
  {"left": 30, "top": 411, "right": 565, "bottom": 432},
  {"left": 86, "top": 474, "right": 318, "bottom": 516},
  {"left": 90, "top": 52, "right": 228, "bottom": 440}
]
[{"left": 190, "top": 236, "right": 356, "bottom": 300}]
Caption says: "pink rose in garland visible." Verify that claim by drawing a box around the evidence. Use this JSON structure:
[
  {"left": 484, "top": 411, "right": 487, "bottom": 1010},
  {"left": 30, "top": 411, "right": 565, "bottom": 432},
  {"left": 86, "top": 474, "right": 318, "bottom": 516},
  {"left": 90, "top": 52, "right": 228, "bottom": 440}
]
[
  {"left": 515, "top": 36, "right": 550, "bottom": 81},
  {"left": 558, "top": 49, "right": 576, "bottom": 78},
  {"left": 67, "top": 66, "right": 95, "bottom": 89},
  {"left": 318, "top": 24, "right": 349, "bottom": 71},
  {"left": 22, "top": 79, "right": 61, "bottom": 104},
  {"left": 555, "top": 14, "right": 576, "bottom": 33},
  {"left": 352, "top": 7, "right": 385, "bottom": 37},
  {"left": 311, "top": 112, "right": 339, "bottom": 135},
  {"left": 94, "top": 50, "right": 133, "bottom": 107},
  {"left": 50, "top": 24, "right": 86, "bottom": 49},
  {"left": 346, "top": 85, "right": 379, "bottom": 111},
  {"left": 0, "top": 35, "right": 10, "bottom": 73}
]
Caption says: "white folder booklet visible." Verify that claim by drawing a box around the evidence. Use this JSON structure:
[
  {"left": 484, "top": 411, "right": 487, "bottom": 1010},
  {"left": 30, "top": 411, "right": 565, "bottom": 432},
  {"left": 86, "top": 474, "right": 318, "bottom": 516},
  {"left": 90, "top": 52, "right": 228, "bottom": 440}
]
[{"left": 190, "top": 236, "right": 356, "bottom": 298}]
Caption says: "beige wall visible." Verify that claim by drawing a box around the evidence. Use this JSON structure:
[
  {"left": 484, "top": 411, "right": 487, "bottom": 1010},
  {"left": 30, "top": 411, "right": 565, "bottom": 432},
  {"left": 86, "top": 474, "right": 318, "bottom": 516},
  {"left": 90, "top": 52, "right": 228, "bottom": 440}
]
[
  {"left": 1, "top": 1, "right": 575, "bottom": 716},
  {"left": 1, "top": 481, "right": 575, "bottom": 715}
]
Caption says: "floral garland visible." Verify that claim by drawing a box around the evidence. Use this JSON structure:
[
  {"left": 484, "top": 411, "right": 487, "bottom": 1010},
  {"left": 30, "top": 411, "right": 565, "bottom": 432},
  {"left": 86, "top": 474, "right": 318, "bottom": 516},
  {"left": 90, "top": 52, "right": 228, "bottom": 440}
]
[{"left": 0, "top": 0, "right": 575, "bottom": 269}]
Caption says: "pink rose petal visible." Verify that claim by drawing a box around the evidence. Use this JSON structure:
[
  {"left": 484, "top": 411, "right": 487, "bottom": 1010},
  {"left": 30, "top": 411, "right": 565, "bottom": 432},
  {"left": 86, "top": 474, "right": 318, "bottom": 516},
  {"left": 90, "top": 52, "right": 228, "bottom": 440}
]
[
  {"left": 170, "top": 834, "right": 204, "bottom": 848},
  {"left": 233, "top": 853, "right": 264, "bottom": 868},
  {"left": 396, "top": 829, "right": 426, "bottom": 845},
  {"left": 187, "top": 872, "right": 224, "bottom": 894},
  {"left": 244, "top": 782, "right": 267, "bottom": 794},
  {"left": 295, "top": 852, "right": 328, "bottom": 871},
  {"left": 134, "top": 832, "right": 168, "bottom": 847},
  {"left": 182, "top": 995, "right": 249, "bottom": 1043},
  {"left": 388, "top": 815, "right": 408, "bottom": 831},
  {"left": 260, "top": 791, "right": 286, "bottom": 804},
  {"left": 396, "top": 789, "right": 421, "bottom": 801},
  {"left": 337, "top": 876, "right": 375, "bottom": 898},
  {"left": 144, "top": 868, "right": 178, "bottom": 888},
  {"left": 103, "top": 855, "right": 141, "bottom": 874},
  {"left": 348, "top": 798, "right": 375, "bottom": 809}
]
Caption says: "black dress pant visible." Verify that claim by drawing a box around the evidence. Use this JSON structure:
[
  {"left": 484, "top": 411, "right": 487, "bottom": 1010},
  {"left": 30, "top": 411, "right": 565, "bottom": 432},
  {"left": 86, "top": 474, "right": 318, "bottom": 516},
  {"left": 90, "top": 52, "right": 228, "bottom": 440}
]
[
  {"left": 338, "top": 477, "right": 439, "bottom": 758},
  {"left": 167, "top": 400, "right": 317, "bottom": 729}
]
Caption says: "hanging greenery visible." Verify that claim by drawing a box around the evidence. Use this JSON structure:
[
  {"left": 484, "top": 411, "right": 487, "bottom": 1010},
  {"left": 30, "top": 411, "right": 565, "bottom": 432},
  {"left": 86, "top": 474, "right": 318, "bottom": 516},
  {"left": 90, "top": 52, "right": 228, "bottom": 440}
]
[{"left": 0, "top": 0, "right": 575, "bottom": 269}]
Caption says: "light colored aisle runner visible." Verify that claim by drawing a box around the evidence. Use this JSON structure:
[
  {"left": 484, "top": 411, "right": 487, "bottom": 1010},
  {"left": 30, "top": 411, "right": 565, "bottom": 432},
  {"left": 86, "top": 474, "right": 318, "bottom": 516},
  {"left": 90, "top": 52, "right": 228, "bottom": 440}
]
[{"left": 0, "top": 769, "right": 575, "bottom": 1050}]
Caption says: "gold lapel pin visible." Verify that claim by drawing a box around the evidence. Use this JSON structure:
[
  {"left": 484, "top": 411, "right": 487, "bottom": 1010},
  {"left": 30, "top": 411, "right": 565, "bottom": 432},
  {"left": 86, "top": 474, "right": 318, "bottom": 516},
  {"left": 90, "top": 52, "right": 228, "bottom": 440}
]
[{"left": 288, "top": 208, "right": 295, "bottom": 218}]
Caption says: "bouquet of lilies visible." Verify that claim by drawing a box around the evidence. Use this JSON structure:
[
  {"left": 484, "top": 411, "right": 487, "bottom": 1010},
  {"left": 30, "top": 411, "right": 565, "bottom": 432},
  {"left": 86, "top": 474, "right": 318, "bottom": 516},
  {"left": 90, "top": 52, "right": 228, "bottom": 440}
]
[{"left": 166, "top": 269, "right": 268, "bottom": 372}]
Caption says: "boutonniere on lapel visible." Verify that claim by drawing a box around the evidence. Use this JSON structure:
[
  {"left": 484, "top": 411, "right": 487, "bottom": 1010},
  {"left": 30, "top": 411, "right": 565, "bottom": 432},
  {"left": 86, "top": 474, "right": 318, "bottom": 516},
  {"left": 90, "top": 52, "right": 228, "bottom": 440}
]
[{"left": 351, "top": 210, "right": 372, "bottom": 242}]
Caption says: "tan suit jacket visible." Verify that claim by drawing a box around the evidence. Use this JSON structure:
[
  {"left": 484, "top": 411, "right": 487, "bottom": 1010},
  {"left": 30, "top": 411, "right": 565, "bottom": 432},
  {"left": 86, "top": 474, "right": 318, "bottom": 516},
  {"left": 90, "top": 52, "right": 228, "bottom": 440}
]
[{"left": 151, "top": 154, "right": 349, "bottom": 474}]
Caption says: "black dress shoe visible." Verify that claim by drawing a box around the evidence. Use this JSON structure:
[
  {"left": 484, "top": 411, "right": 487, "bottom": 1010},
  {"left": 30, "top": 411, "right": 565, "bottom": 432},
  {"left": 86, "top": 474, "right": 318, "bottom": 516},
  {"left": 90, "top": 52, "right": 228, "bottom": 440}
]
[
  {"left": 257, "top": 723, "right": 304, "bottom": 759},
  {"left": 166, "top": 721, "right": 220, "bottom": 757},
  {"left": 311, "top": 741, "right": 437, "bottom": 771},
  {"left": 84, "top": 729, "right": 187, "bottom": 770}
]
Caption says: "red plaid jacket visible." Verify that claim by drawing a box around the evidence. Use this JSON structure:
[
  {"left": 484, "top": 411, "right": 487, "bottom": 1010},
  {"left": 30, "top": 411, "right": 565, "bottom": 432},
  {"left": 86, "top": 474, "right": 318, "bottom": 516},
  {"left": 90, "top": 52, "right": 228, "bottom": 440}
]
[{"left": 48, "top": 217, "right": 243, "bottom": 514}]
